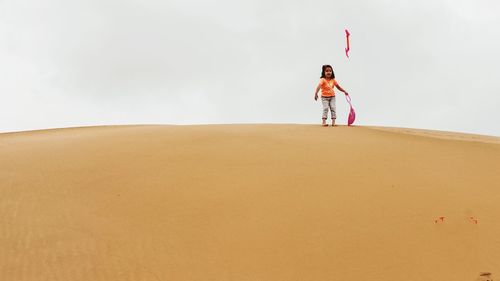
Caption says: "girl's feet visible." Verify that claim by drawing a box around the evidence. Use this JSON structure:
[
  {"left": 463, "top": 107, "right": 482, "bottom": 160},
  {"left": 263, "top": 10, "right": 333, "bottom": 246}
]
[
  {"left": 322, "top": 119, "right": 328, "bottom": 126},
  {"left": 331, "top": 120, "right": 336, "bottom": 127}
]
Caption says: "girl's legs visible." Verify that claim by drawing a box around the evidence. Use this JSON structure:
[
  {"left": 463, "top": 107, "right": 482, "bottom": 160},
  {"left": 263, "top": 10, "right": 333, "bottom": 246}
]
[
  {"left": 321, "top": 97, "right": 331, "bottom": 126},
  {"left": 329, "top": 96, "right": 337, "bottom": 126}
]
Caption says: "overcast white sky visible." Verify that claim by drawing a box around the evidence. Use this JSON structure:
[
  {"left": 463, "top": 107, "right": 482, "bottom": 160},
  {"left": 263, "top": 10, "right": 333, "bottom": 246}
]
[{"left": 1, "top": 0, "right": 499, "bottom": 136}]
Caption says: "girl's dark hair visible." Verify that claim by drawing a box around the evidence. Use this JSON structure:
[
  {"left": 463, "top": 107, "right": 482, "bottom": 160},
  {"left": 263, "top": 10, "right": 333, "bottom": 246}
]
[{"left": 320, "top": 65, "right": 335, "bottom": 78}]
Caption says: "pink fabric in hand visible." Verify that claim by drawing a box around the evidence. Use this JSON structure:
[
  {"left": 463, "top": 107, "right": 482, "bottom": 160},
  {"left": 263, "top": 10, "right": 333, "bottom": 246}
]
[{"left": 345, "top": 94, "right": 356, "bottom": 126}]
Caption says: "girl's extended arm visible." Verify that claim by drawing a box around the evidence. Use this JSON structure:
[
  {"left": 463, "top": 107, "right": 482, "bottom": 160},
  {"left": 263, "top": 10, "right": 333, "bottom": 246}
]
[
  {"left": 314, "top": 85, "right": 321, "bottom": 100},
  {"left": 335, "top": 84, "right": 349, "bottom": 95}
]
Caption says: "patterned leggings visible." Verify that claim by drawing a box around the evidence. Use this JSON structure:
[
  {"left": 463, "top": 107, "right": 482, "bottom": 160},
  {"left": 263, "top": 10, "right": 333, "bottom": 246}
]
[{"left": 321, "top": 96, "right": 336, "bottom": 120}]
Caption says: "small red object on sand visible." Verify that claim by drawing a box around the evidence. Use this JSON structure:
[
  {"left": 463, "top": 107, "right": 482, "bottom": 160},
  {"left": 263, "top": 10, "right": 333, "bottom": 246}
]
[{"left": 434, "top": 216, "right": 445, "bottom": 223}]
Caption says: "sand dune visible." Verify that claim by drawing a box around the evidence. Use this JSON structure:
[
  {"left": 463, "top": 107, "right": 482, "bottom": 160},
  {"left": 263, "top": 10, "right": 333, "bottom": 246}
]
[{"left": 1, "top": 124, "right": 499, "bottom": 281}]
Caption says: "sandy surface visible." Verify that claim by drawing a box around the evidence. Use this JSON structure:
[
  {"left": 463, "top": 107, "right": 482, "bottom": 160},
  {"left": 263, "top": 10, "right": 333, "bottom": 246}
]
[{"left": 1, "top": 124, "right": 500, "bottom": 281}]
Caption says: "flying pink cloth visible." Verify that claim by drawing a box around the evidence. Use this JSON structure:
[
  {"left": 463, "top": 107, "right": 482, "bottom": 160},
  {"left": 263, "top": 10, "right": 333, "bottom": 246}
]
[
  {"left": 345, "top": 29, "right": 350, "bottom": 58},
  {"left": 345, "top": 94, "right": 356, "bottom": 126}
]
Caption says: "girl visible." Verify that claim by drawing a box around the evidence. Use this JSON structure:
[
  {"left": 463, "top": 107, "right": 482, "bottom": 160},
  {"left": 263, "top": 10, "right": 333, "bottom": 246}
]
[{"left": 314, "top": 65, "right": 349, "bottom": 126}]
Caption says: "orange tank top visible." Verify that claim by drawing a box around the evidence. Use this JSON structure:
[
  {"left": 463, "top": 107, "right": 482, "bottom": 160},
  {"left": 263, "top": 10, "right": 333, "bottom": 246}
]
[{"left": 319, "top": 78, "right": 338, "bottom": 97}]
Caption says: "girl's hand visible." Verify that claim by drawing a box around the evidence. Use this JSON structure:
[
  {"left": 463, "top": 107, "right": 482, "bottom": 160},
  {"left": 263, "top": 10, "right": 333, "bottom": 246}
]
[
  {"left": 314, "top": 95, "right": 318, "bottom": 101},
  {"left": 344, "top": 91, "right": 349, "bottom": 96}
]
